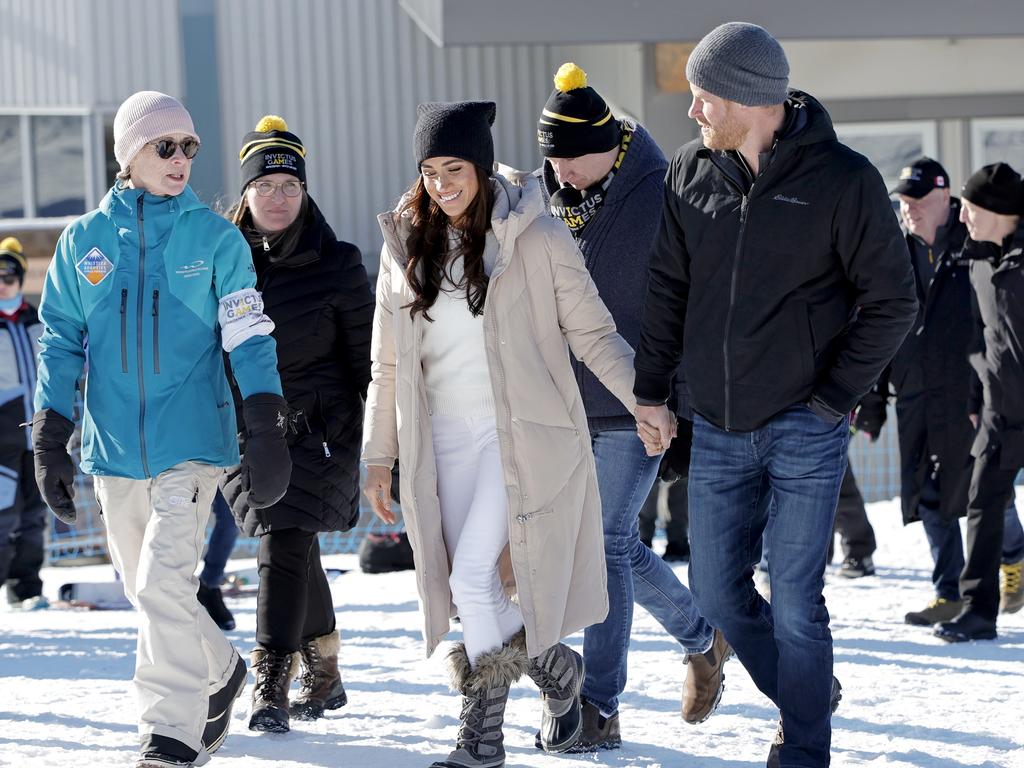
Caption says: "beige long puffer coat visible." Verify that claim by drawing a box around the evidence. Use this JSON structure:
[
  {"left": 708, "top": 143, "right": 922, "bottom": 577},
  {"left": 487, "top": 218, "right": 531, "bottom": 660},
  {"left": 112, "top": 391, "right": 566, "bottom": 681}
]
[{"left": 362, "top": 172, "right": 637, "bottom": 659}]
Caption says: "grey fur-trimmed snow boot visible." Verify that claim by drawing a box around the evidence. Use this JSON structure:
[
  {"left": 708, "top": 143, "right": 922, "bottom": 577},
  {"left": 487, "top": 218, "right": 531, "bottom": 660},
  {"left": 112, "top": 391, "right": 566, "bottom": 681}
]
[
  {"left": 429, "top": 635, "right": 530, "bottom": 768},
  {"left": 518, "top": 631, "right": 585, "bottom": 753}
]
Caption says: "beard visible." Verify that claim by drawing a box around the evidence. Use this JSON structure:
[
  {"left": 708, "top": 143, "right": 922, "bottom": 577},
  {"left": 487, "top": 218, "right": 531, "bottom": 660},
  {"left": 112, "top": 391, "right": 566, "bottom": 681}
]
[{"left": 700, "top": 114, "right": 750, "bottom": 151}]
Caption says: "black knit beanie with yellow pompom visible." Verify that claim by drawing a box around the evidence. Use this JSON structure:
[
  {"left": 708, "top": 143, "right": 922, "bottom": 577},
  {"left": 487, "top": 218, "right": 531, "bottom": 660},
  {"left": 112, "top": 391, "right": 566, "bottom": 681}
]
[
  {"left": 238, "top": 115, "right": 306, "bottom": 192},
  {"left": 537, "top": 63, "right": 620, "bottom": 158}
]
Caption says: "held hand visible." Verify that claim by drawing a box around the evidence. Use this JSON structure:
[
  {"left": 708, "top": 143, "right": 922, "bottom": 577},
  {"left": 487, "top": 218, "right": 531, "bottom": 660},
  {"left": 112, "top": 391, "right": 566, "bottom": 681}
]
[
  {"left": 364, "top": 465, "right": 395, "bottom": 524},
  {"left": 635, "top": 404, "right": 676, "bottom": 456},
  {"left": 969, "top": 413, "right": 979, "bottom": 430}
]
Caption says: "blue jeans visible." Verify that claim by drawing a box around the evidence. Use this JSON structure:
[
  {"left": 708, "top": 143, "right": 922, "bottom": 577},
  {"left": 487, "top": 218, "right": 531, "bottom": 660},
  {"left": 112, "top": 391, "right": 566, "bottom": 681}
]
[
  {"left": 689, "top": 406, "right": 849, "bottom": 768},
  {"left": 199, "top": 489, "right": 238, "bottom": 588},
  {"left": 583, "top": 429, "right": 714, "bottom": 714},
  {"left": 1002, "top": 501, "right": 1024, "bottom": 565}
]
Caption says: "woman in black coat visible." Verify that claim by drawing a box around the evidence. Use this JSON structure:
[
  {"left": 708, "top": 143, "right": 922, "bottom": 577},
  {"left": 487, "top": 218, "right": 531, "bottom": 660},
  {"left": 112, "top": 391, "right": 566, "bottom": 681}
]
[{"left": 223, "top": 116, "right": 373, "bottom": 733}]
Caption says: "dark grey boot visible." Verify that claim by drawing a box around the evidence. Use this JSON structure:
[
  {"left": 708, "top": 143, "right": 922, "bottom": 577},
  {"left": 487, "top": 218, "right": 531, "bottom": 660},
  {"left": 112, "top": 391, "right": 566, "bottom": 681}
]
[
  {"left": 429, "top": 636, "right": 529, "bottom": 768},
  {"left": 520, "top": 632, "right": 585, "bottom": 753}
]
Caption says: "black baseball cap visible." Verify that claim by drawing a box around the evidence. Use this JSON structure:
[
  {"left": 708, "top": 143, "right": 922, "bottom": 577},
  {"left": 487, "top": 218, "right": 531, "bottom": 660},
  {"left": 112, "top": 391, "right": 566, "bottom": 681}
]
[{"left": 891, "top": 157, "right": 950, "bottom": 198}]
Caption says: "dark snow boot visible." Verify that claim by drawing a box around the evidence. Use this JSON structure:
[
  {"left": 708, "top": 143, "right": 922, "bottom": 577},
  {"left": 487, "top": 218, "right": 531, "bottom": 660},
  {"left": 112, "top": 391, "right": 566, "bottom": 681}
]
[
  {"left": 248, "top": 646, "right": 299, "bottom": 733},
  {"left": 203, "top": 651, "right": 247, "bottom": 753},
  {"left": 197, "top": 583, "right": 235, "bottom": 631},
  {"left": 519, "top": 632, "right": 585, "bottom": 753},
  {"left": 291, "top": 629, "right": 348, "bottom": 720},
  {"left": 429, "top": 636, "right": 529, "bottom": 768}
]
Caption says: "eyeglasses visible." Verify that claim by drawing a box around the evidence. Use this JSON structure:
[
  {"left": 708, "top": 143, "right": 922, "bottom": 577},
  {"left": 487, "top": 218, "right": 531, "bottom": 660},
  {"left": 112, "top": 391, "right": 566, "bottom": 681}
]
[
  {"left": 250, "top": 180, "right": 305, "bottom": 198},
  {"left": 149, "top": 137, "right": 200, "bottom": 160},
  {"left": 1, "top": 275, "right": 19, "bottom": 286}
]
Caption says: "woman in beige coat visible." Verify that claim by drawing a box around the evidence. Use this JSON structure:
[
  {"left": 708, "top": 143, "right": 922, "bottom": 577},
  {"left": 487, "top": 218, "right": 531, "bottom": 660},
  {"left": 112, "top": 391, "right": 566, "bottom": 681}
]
[{"left": 361, "top": 101, "right": 642, "bottom": 768}]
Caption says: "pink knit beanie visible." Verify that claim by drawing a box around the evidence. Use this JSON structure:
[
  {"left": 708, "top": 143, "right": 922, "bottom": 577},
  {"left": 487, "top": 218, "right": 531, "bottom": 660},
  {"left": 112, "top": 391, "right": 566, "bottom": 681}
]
[{"left": 113, "top": 91, "right": 199, "bottom": 170}]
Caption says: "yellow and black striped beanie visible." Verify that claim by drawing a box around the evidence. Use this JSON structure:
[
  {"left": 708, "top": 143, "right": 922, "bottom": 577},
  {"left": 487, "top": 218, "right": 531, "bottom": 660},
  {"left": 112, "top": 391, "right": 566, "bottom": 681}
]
[
  {"left": 0, "top": 237, "right": 27, "bottom": 282},
  {"left": 537, "top": 63, "right": 620, "bottom": 158},
  {"left": 238, "top": 115, "right": 306, "bottom": 192}
]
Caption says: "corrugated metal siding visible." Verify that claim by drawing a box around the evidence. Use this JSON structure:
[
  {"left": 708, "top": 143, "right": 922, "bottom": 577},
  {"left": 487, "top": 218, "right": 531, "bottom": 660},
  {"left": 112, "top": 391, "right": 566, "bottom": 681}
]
[
  {"left": 216, "top": 0, "right": 554, "bottom": 270},
  {"left": 0, "top": 0, "right": 183, "bottom": 109}
]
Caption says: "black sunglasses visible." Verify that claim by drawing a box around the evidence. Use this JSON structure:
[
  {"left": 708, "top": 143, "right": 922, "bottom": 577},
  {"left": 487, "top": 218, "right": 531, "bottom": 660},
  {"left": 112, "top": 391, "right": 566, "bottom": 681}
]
[
  {"left": 1, "top": 275, "right": 19, "bottom": 286},
  {"left": 149, "top": 137, "right": 200, "bottom": 160}
]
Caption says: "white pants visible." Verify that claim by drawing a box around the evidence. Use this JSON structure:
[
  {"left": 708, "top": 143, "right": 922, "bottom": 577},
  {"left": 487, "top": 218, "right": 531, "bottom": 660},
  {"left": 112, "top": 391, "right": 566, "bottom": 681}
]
[
  {"left": 95, "top": 461, "right": 238, "bottom": 763},
  {"left": 432, "top": 414, "right": 524, "bottom": 665}
]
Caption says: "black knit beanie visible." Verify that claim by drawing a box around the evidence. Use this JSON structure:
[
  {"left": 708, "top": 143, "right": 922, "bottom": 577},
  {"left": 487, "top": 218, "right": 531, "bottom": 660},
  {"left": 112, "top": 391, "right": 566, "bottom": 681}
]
[
  {"left": 962, "top": 162, "right": 1023, "bottom": 216},
  {"left": 238, "top": 115, "right": 306, "bottom": 192},
  {"left": 537, "top": 63, "right": 620, "bottom": 158},
  {"left": 413, "top": 101, "right": 496, "bottom": 174}
]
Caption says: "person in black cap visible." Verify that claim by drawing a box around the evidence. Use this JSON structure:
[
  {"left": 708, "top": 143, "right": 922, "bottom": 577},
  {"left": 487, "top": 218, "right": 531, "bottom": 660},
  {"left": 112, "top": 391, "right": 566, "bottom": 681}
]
[
  {"left": 536, "top": 62, "right": 725, "bottom": 751},
  {"left": 362, "top": 100, "right": 645, "bottom": 766},
  {"left": 633, "top": 21, "right": 918, "bottom": 767},
  {"left": 933, "top": 163, "right": 1024, "bottom": 641},
  {"left": 859, "top": 157, "right": 1024, "bottom": 626},
  {"left": 0, "top": 237, "right": 49, "bottom": 612},
  {"left": 222, "top": 115, "right": 374, "bottom": 732}
]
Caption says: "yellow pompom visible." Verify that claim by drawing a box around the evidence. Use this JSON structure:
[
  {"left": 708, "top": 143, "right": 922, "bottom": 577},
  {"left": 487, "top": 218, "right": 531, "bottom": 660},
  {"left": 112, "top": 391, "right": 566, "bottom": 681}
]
[
  {"left": 0, "top": 236, "right": 22, "bottom": 254},
  {"left": 553, "top": 63, "right": 588, "bottom": 92},
  {"left": 254, "top": 115, "right": 288, "bottom": 133}
]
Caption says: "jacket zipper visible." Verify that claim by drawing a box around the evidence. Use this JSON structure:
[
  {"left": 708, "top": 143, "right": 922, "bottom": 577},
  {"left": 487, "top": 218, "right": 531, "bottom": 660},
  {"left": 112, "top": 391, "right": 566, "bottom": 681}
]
[
  {"left": 136, "top": 196, "right": 150, "bottom": 477},
  {"left": 119, "top": 288, "right": 128, "bottom": 373},
  {"left": 152, "top": 288, "right": 160, "bottom": 374}
]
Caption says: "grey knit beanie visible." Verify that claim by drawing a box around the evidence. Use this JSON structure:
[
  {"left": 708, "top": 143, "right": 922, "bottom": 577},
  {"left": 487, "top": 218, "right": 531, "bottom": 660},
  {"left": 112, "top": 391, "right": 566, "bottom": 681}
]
[{"left": 686, "top": 22, "right": 789, "bottom": 106}]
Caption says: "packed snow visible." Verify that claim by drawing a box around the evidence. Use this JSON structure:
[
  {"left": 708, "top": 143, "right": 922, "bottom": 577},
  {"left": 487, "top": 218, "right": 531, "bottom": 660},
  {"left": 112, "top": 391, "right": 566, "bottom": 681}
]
[{"left": 2, "top": 493, "right": 1023, "bottom": 768}]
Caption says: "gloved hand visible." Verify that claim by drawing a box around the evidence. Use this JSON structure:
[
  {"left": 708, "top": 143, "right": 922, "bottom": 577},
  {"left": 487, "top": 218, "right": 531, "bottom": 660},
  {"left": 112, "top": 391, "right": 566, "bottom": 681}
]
[
  {"left": 853, "top": 403, "right": 885, "bottom": 441},
  {"left": 237, "top": 393, "right": 292, "bottom": 510},
  {"left": 31, "top": 409, "right": 77, "bottom": 524}
]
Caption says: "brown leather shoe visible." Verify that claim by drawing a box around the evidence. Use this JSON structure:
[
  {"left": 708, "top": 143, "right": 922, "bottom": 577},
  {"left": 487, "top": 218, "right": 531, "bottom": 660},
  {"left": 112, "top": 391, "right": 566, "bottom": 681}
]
[{"left": 682, "top": 629, "right": 732, "bottom": 724}]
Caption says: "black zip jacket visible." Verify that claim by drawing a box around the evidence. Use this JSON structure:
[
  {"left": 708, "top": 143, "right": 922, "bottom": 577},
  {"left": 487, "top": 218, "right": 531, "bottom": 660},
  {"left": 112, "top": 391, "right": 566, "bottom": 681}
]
[
  {"left": 224, "top": 198, "right": 374, "bottom": 536},
  {"left": 634, "top": 91, "right": 917, "bottom": 431},
  {"left": 967, "top": 219, "right": 1024, "bottom": 468}
]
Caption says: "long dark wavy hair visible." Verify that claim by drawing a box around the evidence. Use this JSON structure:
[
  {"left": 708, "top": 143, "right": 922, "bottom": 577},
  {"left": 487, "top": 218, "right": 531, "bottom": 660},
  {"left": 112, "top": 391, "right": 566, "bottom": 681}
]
[{"left": 401, "top": 165, "right": 494, "bottom": 321}]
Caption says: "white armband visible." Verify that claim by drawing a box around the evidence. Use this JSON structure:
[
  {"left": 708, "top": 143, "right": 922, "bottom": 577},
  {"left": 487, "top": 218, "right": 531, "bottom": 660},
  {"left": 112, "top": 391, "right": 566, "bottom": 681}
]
[{"left": 218, "top": 288, "right": 275, "bottom": 352}]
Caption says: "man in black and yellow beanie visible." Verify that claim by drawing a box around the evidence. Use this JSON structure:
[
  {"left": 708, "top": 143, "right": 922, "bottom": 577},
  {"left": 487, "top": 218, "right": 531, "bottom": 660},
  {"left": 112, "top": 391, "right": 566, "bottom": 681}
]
[
  {"left": 533, "top": 63, "right": 725, "bottom": 755},
  {"left": 0, "top": 235, "right": 49, "bottom": 612},
  {"left": 239, "top": 116, "right": 306, "bottom": 192}
]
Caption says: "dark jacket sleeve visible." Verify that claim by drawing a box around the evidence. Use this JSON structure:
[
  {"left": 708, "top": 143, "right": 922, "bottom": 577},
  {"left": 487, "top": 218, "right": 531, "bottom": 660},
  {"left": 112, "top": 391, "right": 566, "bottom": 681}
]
[
  {"left": 816, "top": 164, "right": 918, "bottom": 414},
  {"left": 967, "top": 288, "right": 985, "bottom": 416},
  {"left": 634, "top": 157, "right": 690, "bottom": 405},
  {"left": 332, "top": 242, "right": 375, "bottom": 398}
]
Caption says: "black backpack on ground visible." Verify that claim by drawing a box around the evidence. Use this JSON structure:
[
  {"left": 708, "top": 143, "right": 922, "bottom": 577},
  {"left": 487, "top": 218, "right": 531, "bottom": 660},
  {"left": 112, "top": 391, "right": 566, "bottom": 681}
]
[{"left": 358, "top": 532, "right": 415, "bottom": 574}]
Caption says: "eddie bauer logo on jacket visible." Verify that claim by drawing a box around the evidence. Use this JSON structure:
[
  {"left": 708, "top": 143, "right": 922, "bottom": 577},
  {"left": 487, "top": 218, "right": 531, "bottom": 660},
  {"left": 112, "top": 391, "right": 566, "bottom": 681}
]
[{"left": 773, "top": 193, "right": 810, "bottom": 206}]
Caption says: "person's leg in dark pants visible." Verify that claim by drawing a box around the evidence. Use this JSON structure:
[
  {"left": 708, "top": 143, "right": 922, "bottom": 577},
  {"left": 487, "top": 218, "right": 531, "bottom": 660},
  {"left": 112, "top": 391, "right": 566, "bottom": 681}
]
[
  {"left": 300, "top": 536, "right": 336, "bottom": 643},
  {"left": 662, "top": 475, "right": 691, "bottom": 561},
  {"left": 834, "top": 466, "right": 876, "bottom": 576},
  {"left": 689, "top": 406, "right": 848, "bottom": 768},
  {"left": 638, "top": 481, "right": 659, "bottom": 549},
  {"left": 936, "top": 445, "right": 1019, "bottom": 640},
  {"left": 257, "top": 527, "right": 319, "bottom": 652},
  {"left": 3, "top": 453, "right": 46, "bottom": 605}
]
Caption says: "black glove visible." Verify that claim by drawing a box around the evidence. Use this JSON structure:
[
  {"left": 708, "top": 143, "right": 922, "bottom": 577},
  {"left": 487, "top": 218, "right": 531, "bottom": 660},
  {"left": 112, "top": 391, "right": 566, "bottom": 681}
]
[
  {"left": 31, "top": 409, "right": 77, "bottom": 524},
  {"left": 237, "top": 393, "right": 292, "bottom": 510},
  {"left": 658, "top": 418, "right": 694, "bottom": 484},
  {"left": 853, "top": 403, "right": 885, "bottom": 441}
]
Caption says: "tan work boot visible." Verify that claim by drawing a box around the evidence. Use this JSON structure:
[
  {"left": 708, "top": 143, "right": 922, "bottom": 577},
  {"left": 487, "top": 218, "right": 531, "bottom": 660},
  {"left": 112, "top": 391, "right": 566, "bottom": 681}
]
[
  {"left": 292, "top": 630, "right": 348, "bottom": 720},
  {"left": 1000, "top": 561, "right": 1023, "bottom": 614},
  {"left": 681, "top": 628, "right": 732, "bottom": 724},
  {"left": 904, "top": 597, "right": 963, "bottom": 626}
]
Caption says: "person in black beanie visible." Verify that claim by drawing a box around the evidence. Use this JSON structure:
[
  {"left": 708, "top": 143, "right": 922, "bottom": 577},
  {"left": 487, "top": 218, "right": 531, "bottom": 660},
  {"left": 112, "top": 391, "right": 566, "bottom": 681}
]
[
  {"left": 935, "top": 162, "right": 1024, "bottom": 641},
  {"left": 363, "top": 99, "right": 646, "bottom": 766},
  {"left": 223, "top": 115, "right": 374, "bottom": 732},
  {"left": 535, "top": 62, "right": 725, "bottom": 752}
]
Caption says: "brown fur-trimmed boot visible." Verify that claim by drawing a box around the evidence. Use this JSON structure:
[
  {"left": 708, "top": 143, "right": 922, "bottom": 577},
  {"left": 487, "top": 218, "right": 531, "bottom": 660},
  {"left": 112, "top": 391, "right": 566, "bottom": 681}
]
[
  {"left": 248, "top": 646, "right": 300, "bottom": 733},
  {"left": 291, "top": 629, "right": 348, "bottom": 720},
  {"left": 429, "top": 636, "right": 530, "bottom": 768}
]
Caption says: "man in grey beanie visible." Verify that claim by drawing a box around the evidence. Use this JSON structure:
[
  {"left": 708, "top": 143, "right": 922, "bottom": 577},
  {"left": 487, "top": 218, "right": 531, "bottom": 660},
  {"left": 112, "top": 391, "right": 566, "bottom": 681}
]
[{"left": 633, "top": 21, "right": 918, "bottom": 768}]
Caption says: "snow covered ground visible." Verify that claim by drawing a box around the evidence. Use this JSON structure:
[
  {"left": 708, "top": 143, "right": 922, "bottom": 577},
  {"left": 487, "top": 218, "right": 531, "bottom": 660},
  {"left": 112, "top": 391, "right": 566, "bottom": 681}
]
[{"left": 2, "top": 494, "right": 1023, "bottom": 768}]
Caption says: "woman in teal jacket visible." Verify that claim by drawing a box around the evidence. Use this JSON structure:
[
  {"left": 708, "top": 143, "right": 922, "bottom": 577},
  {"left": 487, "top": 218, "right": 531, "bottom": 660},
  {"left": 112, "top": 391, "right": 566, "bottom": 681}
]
[{"left": 32, "top": 91, "right": 290, "bottom": 768}]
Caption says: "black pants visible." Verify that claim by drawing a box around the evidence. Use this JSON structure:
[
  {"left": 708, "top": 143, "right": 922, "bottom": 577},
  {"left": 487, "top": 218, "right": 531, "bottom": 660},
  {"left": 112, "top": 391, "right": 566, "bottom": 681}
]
[
  {"left": 0, "top": 451, "right": 45, "bottom": 603},
  {"left": 638, "top": 476, "right": 689, "bottom": 548},
  {"left": 256, "top": 527, "right": 336, "bottom": 653},
  {"left": 831, "top": 465, "right": 877, "bottom": 561},
  {"left": 961, "top": 443, "right": 1020, "bottom": 622}
]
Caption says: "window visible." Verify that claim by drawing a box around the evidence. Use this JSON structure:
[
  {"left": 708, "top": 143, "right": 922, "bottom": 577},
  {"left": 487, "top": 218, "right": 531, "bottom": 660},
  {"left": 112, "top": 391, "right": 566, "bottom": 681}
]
[
  {"left": 0, "top": 117, "right": 23, "bottom": 218},
  {"left": 32, "top": 115, "right": 86, "bottom": 217},
  {"left": 970, "top": 118, "right": 1024, "bottom": 173},
  {"left": 834, "top": 121, "right": 939, "bottom": 193}
]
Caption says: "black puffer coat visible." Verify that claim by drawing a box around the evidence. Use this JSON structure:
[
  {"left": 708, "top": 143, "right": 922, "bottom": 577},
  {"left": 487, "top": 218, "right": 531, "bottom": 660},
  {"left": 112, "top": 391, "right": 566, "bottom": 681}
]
[
  {"left": 856, "top": 203, "right": 975, "bottom": 525},
  {"left": 224, "top": 198, "right": 373, "bottom": 536}
]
